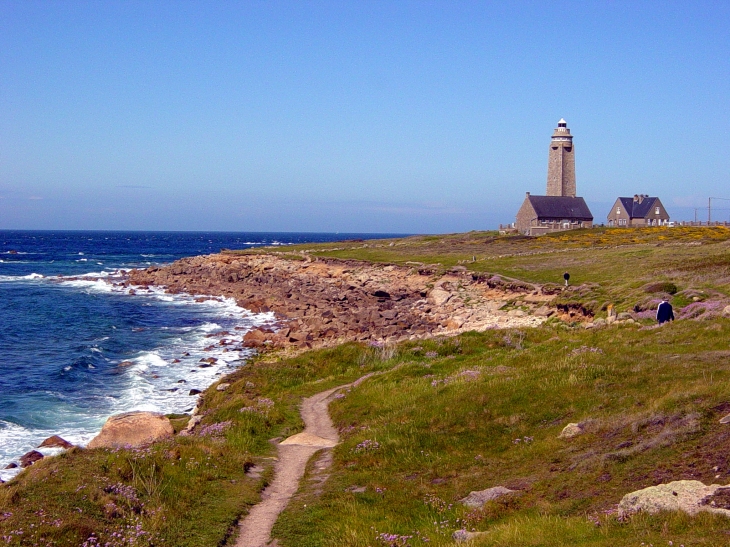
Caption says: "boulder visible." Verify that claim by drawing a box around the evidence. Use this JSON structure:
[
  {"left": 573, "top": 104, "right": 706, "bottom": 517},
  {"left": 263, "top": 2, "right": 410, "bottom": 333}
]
[
  {"left": 617, "top": 312, "right": 633, "bottom": 320},
  {"left": 558, "top": 423, "right": 584, "bottom": 439},
  {"left": 460, "top": 486, "right": 516, "bottom": 508},
  {"left": 243, "top": 329, "right": 266, "bottom": 343},
  {"left": 4, "top": 462, "right": 18, "bottom": 469},
  {"left": 38, "top": 435, "right": 73, "bottom": 449},
  {"left": 20, "top": 450, "right": 44, "bottom": 468},
  {"left": 618, "top": 480, "right": 730, "bottom": 518},
  {"left": 427, "top": 288, "right": 451, "bottom": 307},
  {"left": 179, "top": 415, "right": 203, "bottom": 436},
  {"left": 534, "top": 306, "right": 554, "bottom": 317},
  {"left": 87, "top": 411, "right": 174, "bottom": 449},
  {"left": 216, "top": 383, "right": 230, "bottom": 392},
  {"left": 723, "top": 305, "right": 730, "bottom": 317}
]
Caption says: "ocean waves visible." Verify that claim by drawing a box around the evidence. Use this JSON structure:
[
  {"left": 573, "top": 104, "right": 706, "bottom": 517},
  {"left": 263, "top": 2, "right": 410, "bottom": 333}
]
[{"left": 0, "top": 271, "right": 274, "bottom": 481}]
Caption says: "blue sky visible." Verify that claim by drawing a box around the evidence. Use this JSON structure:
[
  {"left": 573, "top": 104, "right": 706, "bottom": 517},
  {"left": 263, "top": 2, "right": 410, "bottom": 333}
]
[{"left": 1, "top": 1, "right": 729, "bottom": 232}]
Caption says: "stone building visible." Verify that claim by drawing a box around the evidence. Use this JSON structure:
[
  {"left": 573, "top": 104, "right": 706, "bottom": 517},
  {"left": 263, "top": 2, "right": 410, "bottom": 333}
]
[
  {"left": 607, "top": 195, "right": 670, "bottom": 227},
  {"left": 515, "top": 119, "right": 593, "bottom": 235},
  {"left": 516, "top": 193, "right": 593, "bottom": 236}
]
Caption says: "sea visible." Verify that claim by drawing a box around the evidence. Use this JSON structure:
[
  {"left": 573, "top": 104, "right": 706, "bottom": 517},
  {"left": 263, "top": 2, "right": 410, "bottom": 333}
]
[{"left": 0, "top": 230, "right": 402, "bottom": 481}]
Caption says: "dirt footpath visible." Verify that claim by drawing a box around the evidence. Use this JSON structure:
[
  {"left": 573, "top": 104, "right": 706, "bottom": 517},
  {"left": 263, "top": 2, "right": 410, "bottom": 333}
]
[{"left": 234, "top": 375, "right": 373, "bottom": 547}]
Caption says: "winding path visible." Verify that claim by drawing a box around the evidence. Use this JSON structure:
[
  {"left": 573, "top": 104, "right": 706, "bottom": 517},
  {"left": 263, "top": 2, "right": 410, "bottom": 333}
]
[{"left": 234, "top": 375, "right": 372, "bottom": 547}]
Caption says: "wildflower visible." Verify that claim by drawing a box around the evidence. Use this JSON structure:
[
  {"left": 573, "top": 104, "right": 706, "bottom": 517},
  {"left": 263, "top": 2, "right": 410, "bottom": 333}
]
[{"left": 198, "top": 420, "right": 232, "bottom": 437}]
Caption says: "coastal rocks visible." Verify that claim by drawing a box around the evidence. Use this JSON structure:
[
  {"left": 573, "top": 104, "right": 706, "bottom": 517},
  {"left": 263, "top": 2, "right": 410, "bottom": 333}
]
[
  {"left": 216, "top": 382, "right": 230, "bottom": 391},
  {"left": 427, "top": 288, "right": 452, "bottom": 306},
  {"left": 179, "top": 415, "right": 203, "bottom": 436},
  {"left": 460, "top": 486, "right": 516, "bottom": 508},
  {"left": 127, "top": 253, "right": 553, "bottom": 352},
  {"left": 38, "top": 435, "right": 74, "bottom": 449},
  {"left": 87, "top": 411, "right": 174, "bottom": 449},
  {"left": 20, "top": 450, "right": 44, "bottom": 468},
  {"left": 618, "top": 480, "right": 730, "bottom": 518},
  {"left": 558, "top": 423, "right": 584, "bottom": 439}
]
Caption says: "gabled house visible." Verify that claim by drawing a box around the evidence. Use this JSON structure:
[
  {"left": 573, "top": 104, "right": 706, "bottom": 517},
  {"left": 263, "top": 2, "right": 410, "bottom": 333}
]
[
  {"left": 515, "top": 193, "right": 594, "bottom": 235},
  {"left": 607, "top": 195, "right": 670, "bottom": 227}
]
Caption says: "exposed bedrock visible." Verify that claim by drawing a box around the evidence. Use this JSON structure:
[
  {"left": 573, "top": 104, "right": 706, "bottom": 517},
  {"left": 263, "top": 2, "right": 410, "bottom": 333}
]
[{"left": 128, "top": 254, "right": 554, "bottom": 350}]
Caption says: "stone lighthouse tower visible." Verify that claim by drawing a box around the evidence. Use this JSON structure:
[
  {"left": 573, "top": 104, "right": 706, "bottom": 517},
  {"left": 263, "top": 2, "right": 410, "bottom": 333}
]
[{"left": 546, "top": 118, "right": 576, "bottom": 197}]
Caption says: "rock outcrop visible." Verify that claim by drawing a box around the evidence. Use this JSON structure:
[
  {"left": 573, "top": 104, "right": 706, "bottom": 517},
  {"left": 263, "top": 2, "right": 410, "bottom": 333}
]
[
  {"left": 38, "top": 435, "right": 74, "bottom": 449},
  {"left": 87, "top": 411, "right": 174, "bottom": 449},
  {"left": 126, "top": 254, "right": 553, "bottom": 351},
  {"left": 460, "top": 486, "right": 517, "bottom": 508},
  {"left": 558, "top": 423, "right": 584, "bottom": 439},
  {"left": 19, "top": 450, "right": 44, "bottom": 468},
  {"left": 618, "top": 480, "right": 730, "bottom": 518}
]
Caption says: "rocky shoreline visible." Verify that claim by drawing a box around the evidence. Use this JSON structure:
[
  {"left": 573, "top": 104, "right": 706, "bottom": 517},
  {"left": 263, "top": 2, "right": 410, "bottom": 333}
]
[
  {"left": 3, "top": 252, "right": 563, "bottom": 477},
  {"left": 127, "top": 252, "right": 558, "bottom": 352}
]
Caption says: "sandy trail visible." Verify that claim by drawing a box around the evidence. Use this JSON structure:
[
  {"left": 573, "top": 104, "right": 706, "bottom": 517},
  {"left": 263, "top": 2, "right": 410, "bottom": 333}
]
[{"left": 234, "top": 375, "right": 372, "bottom": 547}]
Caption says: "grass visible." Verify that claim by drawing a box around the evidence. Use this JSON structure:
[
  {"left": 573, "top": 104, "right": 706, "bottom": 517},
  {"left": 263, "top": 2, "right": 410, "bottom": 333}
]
[
  {"left": 0, "top": 343, "right": 390, "bottom": 546},
  {"left": 2, "top": 227, "right": 730, "bottom": 546},
  {"left": 274, "top": 321, "right": 730, "bottom": 546}
]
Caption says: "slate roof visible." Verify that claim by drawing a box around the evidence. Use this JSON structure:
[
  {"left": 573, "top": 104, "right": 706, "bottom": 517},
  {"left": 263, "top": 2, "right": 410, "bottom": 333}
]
[
  {"left": 527, "top": 196, "right": 593, "bottom": 220},
  {"left": 618, "top": 197, "right": 660, "bottom": 218}
]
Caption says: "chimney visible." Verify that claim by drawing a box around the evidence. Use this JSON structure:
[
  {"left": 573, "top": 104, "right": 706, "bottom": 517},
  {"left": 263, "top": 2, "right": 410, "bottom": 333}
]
[
  {"left": 526, "top": 192, "right": 530, "bottom": 197},
  {"left": 638, "top": 195, "right": 645, "bottom": 204},
  {"left": 633, "top": 194, "right": 639, "bottom": 202}
]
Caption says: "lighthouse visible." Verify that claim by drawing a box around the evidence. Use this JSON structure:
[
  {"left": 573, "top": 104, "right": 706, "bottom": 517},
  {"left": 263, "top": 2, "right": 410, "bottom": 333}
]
[
  {"left": 514, "top": 118, "right": 593, "bottom": 235},
  {"left": 546, "top": 118, "right": 576, "bottom": 197}
]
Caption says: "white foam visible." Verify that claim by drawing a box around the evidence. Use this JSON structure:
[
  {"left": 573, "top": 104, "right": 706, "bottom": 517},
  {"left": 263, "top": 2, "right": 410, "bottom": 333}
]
[
  {"left": 1, "top": 272, "right": 277, "bottom": 473},
  {"left": 0, "top": 273, "right": 45, "bottom": 282}
]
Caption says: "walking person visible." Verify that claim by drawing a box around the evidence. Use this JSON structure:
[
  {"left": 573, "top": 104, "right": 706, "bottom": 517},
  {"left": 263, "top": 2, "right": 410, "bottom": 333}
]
[{"left": 656, "top": 298, "right": 674, "bottom": 324}]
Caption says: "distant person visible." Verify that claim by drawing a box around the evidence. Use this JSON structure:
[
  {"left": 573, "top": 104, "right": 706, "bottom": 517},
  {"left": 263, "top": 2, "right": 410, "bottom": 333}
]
[
  {"left": 563, "top": 272, "right": 570, "bottom": 287},
  {"left": 656, "top": 298, "right": 674, "bottom": 324}
]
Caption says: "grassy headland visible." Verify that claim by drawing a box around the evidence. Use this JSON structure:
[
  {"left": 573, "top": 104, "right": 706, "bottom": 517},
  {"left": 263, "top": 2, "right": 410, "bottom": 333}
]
[{"left": 2, "top": 227, "right": 730, "bottom": 546}]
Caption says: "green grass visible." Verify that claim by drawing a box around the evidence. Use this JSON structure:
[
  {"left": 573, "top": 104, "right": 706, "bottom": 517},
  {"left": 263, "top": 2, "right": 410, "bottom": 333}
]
[
  {"left": 274, "top": 321, "right": 730, "bottom": 546},
  {"left": 3, "top": 227, "right": 730, "bottom": 546},
  {"left": 0, "top": 343, "right": 391, "bottom": 546}
]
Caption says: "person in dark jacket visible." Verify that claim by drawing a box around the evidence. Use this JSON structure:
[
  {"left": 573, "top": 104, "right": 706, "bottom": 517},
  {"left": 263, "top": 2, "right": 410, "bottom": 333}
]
[{"left": 656, "top": 298, "right": 674, "bottom": 324}]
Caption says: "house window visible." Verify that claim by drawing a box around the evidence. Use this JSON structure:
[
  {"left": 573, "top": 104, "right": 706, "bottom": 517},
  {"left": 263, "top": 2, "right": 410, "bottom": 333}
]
[
  {"left": 616, "top": 207, "right": 621, "bottom": 214},
  {"left": 655, "top": 207, "right": 660, "bottom": 215}
]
